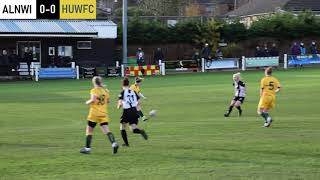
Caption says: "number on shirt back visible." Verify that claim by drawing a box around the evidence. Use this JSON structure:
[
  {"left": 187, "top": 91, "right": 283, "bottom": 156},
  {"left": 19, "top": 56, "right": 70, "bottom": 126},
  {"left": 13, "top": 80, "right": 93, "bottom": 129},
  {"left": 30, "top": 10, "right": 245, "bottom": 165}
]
[
  {"left": 97, "top": 95, "right": 105, "bottom": 105},
  {"left": 126, "top": 95, "right": 135, "bottom": 105},
  {"left": 268, "top": 82, "right": 274, "bottom": 90}
]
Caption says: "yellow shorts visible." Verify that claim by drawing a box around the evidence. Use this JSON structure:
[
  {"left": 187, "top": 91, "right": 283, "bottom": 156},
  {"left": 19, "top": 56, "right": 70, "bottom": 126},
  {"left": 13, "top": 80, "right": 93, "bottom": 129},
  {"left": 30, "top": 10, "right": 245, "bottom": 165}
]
[
  {"left": 258, "top": 95, "right": 276, "bottom": 110},
  {"left": 87, "top": 115, "right": 110, "bottom": 124}
]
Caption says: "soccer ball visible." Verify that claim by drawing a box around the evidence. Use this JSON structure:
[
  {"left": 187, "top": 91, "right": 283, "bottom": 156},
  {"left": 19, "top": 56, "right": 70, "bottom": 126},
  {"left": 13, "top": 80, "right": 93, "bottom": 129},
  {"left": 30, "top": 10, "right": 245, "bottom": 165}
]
[{"left": 149, "top": 110, "right": 157, "bottom": 117}]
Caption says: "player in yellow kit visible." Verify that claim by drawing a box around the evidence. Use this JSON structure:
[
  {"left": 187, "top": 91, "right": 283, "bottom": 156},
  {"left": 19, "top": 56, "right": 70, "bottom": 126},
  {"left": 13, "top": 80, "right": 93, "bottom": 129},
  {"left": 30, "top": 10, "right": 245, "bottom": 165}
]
[
  {"left": 130, "top": 77, "right": 148, "bottom": 121},
  {"left": 80, "top": 76, "right": 119, "bottom": 154},
  {"left": 258, "top": 67, "right": 281, "bottom": 127}
]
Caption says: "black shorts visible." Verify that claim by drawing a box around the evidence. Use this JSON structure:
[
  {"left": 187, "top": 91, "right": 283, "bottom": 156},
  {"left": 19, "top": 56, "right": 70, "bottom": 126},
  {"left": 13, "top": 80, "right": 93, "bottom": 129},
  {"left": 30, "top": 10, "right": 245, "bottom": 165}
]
[
  {"left": 120, "top": 107, "right": 139, "bottom": 125},
  {"left": 233, "top": 96, "right": 245, "bottom": 104}
]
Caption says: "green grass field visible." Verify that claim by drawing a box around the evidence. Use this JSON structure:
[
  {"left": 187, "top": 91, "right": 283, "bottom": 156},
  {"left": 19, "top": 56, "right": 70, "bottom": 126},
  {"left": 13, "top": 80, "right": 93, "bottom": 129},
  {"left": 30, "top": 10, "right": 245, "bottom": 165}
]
[{"left": 1, "top": 69, "right": 320, "bottom": 180}]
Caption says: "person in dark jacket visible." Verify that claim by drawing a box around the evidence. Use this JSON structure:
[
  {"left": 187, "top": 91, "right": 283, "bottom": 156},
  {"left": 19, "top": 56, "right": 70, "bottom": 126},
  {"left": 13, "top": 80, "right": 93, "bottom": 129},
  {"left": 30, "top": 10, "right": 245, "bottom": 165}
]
[
  {"left": 263, "top": 44, "right": 270, "bottom": 57},
  {"left": 8, "top": 49, "right": 19, "bottom": 70},
  {"left": 291, "top": 42, "right": 301, "bottom": 56},
  {"left": 255, "top": 46, "right": 264, "bottom": 57},
  {"left": 24, "top": 49, "right": 33, "bottom": 76},
  {"left": 310, "top": 42, "right": 318, "bottom": 55},
  {"left": 201, "top": 43, "right": 211, "bottom": 60},
  {"left": 154, "top": 48, "right": 164, "bottom": 64},
  {"left": 136, "top": 48, "right": 145, "bottom": 66},
  {"left": 269, "top": 43, "right": 279, "bottom": 57},
  {"left": 1, "top": 49, "right": 9, "bottom": 65}
]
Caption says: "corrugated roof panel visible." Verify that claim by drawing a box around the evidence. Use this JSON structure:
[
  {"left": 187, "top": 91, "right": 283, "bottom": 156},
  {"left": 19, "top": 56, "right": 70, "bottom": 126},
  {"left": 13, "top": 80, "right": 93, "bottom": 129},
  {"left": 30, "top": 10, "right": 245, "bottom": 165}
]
[
  {"left": 0, "top": 22, "right": 10, "bottom": 32},
  {"left": 34, "top": 21, "right": 65, "bottom": 33},
  {"left": 67, "top": 21, "right": 96, "bottom": 33},
  {"left": 0, "top": 20, "right": 117, "bottom": 38},
  {"left": 85, "top": 20, "right": 117, "bottom": 26},
  {"left": 2, "top": 21, "right": 22, "bottom": 32},
  {"left": 55, "top": 21, "right": 76, "bottom": 32},
  {"left": 16, "top": 21, "right": 36, "bottom": 33}
]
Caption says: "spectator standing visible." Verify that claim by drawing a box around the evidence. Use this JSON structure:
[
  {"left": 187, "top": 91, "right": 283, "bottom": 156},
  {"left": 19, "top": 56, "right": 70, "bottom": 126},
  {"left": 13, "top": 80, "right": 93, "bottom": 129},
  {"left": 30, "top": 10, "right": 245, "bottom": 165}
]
[
  {"left": 192, "top": 50, "right": 201, "bottom": 69},
  {"left": 136, "top": 48, "right": 145, "bottom": 66},
  {"left": 263, "top": 44, "right": 270, "bottom": 57},
  {"left": 2, "top": 49, "right": 9, "bottom": 65},
  {"left": 310, "top": 42, "right": 318, "bottom": 55},
  {"left": 291, "top": 42, "right": 301, "bottom": 56},
  {"left": 255, "top": 46, "right": 264, "bottom": 57},
  {"left": 0, "top": 50, "right": 9, "bottom": 76},
  {"left": 201, "top": 43, "right": 211, "bottom": 60},
  {"left": 269, "top": 43, "right": 279, "bottom": 57},
  {"left": 24, "top": 48, "right": 33, "bottom": 76},
  {"left": 300, "top": 43, "right": 306, "bottom": 55},
  {"left": 8, "top": 49, "right": 19, "bottom": 70},
  {"left": 154, "top": 48, "right": 164, "bottom": 65}
]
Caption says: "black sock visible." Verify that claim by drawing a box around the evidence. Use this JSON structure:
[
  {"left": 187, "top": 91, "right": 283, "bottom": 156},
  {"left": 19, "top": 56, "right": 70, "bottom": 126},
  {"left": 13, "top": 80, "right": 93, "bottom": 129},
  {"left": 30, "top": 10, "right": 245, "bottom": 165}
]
[
  {"left": 261, "top": 112, "right": 269, "bottom": 122},
  {"left": 133, "top": 128, "right": 141, "bottom": 134},
  {"left": 86, "top": 135, "right": 92, "bottom": 148},
  {"left": 228, "top": 106, "right": 233, "bottom": 114},
  {"left": 236, "top": 106, "right": 242, "bottom": 113},
  {"left": 121, "top": 130, "right": 129, "bottom": 145},
  {"left": 106, "top": 132, "right": 116, "bottom": 144},
  {"left": 137, "top": 111, "right": 144, "bottom": 118}
]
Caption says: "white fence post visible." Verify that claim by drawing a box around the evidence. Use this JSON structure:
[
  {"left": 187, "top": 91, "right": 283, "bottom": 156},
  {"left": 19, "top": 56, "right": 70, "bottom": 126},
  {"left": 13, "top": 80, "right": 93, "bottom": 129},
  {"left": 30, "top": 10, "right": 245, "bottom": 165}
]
[
  {"left": 241, "top": 56, "right": 246, "bottom": 71},
  {"left": 161, "top": 63, "right": 166, "bottom": 76},
  {"left": 159, "top": 63, "right": 163, "bottom": 75},
  {"left": 76, "top": 66, "right": 80, "bottom": 79},
  {"left": 71, "top": 62, "right": 76, "bottom": 68},
  {"left": 284, "top": 54, "right": 288, "bottom": 69},
  {"left": 116, "top": 61, "right": 119, "bottom": 67},
  {"left": 31, "top": 62, "right": 34, "bottom": 76},
  {"left": 35, "top": 67, "right": 39, "bottom": 82},
  {"left": 121, "top": 65, "right": 125, "bottom": 77},
  {"left": 201, "top": 58, "right": 205, "bottom": 72}
]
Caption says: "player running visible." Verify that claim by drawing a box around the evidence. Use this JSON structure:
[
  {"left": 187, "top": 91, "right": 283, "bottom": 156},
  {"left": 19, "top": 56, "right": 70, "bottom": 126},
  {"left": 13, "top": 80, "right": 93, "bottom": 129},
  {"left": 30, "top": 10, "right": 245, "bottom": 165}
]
[
  {"left": 258, "top": 67, "right": 281, "bottom": 127},
  {"left": 224, "top": 72, "right": 246, "bottom": 117},
  {"left": 118, "top": 77, "right": 148, "bottom": 147},
  {"left": 130, "top": 76, "right": 148, "bottom": 121},
  {"left": 80, "top": 76, "right": 119, "bottom": 154}
]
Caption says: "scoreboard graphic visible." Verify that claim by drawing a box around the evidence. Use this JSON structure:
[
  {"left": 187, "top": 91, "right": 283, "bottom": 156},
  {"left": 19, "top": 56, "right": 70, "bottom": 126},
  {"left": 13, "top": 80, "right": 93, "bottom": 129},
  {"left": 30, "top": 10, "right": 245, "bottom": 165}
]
[{"left": 0, "top": 0, "right": 96, "bottom": 19}]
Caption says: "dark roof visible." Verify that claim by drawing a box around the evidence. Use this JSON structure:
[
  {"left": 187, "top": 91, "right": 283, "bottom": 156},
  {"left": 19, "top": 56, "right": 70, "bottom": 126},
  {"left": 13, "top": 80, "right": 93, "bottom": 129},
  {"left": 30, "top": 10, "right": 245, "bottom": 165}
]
[
  {"left": 225, "top": 0, "right": 291, "bottom": 17},
  {"left": 283, "top": 0, "right": 320, "bottom": 11}
]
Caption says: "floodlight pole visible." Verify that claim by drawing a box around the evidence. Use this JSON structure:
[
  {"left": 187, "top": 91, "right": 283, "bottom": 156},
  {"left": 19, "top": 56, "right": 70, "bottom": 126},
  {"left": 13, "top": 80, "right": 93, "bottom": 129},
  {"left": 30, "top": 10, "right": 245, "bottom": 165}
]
[{"left": 122, "top": 0, "right": 128, "bottom": 64}]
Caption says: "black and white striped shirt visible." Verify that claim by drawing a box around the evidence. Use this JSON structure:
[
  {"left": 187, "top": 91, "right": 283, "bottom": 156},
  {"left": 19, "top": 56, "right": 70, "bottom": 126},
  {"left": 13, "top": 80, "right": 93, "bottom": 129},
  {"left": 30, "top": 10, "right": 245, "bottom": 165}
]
[
  {"left": 119, "top": 88, "right": 140, "bottom": 109},
  {"left": 233, "top": 80, "right": 246, "bottom": 97}
]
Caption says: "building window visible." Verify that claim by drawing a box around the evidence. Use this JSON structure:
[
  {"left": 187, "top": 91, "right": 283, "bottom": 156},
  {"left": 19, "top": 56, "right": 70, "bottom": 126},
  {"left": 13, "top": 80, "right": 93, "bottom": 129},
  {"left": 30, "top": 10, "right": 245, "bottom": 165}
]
[
  {"left": 77, "top": 41, "right": 92, "bottom": 49},
  {"left": 58, "top": 46, "right": 73, "bottom": 57}
]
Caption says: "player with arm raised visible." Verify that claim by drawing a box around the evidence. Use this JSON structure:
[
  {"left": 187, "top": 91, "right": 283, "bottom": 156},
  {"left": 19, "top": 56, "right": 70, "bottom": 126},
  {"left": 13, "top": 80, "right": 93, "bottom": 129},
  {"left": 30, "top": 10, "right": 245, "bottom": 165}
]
[
  {"left": 258, "top": 67, "right": 281, "bottom": 127},
  {"left": 130, "top": 77, "right": 148, "bottom": 121},
  {"left": 118, "top": 77, "right": 148, "bottom": 147},
  {"left": 224, "top": 72, "right": 246, "bottom": 117},
  {"left": 80, "top": 76, "right": 119, "bottom": 154}
]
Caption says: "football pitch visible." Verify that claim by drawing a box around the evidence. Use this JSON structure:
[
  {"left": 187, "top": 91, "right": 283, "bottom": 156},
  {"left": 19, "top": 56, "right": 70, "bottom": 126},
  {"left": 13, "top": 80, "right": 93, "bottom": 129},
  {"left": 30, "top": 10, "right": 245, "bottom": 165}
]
[{"left": 1, "top": 69, "right": 320, "bottom": 180}]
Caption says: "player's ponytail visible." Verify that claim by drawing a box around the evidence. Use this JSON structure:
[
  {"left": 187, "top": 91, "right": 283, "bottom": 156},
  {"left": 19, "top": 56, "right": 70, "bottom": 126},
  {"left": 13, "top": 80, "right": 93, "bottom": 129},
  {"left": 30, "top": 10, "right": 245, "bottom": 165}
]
[
  {"left": 266, "top": 67, "right": 272, "bottom": 75},
  {"left": 92, "top": 76, "right": 105, "bottom": 87},
  {"left": 123, "top": 77, "right": 130, "bottom": 87}
]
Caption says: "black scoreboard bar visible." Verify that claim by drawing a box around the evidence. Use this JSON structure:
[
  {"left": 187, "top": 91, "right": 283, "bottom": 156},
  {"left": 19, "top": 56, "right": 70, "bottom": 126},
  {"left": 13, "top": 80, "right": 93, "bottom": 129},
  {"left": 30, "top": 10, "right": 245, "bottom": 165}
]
[{"left": 0, "top": 0, "right": 96, "bottom": 20}]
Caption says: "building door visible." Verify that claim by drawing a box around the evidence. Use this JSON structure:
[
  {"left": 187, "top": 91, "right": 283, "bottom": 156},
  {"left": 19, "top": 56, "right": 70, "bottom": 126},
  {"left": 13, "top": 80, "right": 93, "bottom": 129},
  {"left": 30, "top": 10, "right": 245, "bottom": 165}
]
[{"left": 17, "top": 41, "right": 41, "bottom": 62}]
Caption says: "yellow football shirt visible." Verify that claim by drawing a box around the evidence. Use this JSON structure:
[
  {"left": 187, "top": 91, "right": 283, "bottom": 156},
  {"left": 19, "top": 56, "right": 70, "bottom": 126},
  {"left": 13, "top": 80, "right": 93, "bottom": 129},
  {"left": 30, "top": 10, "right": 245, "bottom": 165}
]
[
  {"left": 87, "top": 87, "right": 109, "bottom": 120},
  {"left": 260, "top": 76, "right": 281, "bottom": 97},
  {"left": 130, "top": 84, "right": 141, "bottom": 94}
]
